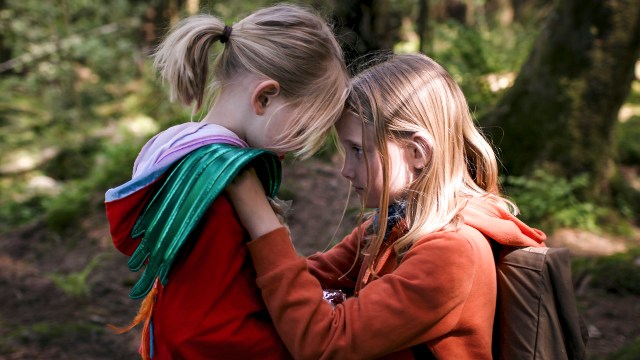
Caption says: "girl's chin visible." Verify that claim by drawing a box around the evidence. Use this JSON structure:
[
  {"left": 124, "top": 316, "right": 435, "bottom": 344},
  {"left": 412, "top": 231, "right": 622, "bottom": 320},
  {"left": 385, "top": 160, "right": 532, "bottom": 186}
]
[{"left": 351, "top": 187, "right": 379, "bottom": 208}]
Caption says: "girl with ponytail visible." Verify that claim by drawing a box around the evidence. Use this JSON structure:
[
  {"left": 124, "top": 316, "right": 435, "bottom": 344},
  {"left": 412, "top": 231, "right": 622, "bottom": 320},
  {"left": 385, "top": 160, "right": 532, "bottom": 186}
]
[{"left": 105, "top": 4, "right": 348, "bottom": 359}]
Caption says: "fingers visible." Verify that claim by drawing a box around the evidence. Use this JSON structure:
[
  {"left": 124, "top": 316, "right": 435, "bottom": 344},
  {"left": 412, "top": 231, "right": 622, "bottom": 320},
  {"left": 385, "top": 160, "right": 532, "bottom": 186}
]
[{"left": 268, "top": 197, "right": 292, "bottom": 226}]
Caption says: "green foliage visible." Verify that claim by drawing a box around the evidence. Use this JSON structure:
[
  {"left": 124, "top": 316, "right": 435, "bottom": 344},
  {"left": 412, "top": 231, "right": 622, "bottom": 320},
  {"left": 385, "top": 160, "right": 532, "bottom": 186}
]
[
  {"left": 0, "top": 132, "right": 149, "bottom": 233},
  {"left": 43, "top": 180, "right": 91, "bottom": 233},
  {"left": 0, "top": 177, "right": 47, "bottom": 232},
  {"left": 0, "top": 0, "right": 145, "bottom": 127},
  {"left": 606, "top": 336, "right": 640, "bottom": 360},
  {"left": 503, "top": 169, "right": 608, "bottom": 232},
  {"left": 42, "top": 142, "right": 102, "bottom": 181},
  {"left": 0, "top": 0, "right": 198, "bottom": 234},
  {"left": 43, "top": 129, "right": 155, "bottom": 232},
  {"left": 430, "top": 21, "right": 538, "bottom": 113},
  {"left": 573, "top": 248, "right": 640, "bottom": 296},
  {"left": 47, "top": 254, "right": 103, "bottom": 298},
  {"left": 617, "top": 115, "right": 640, "bottom": 165},
  {"left": 610, "top": 170, "right": 640, "bottom": 224},
  {"left": 0, "top": 0, "right": 149, "bottom": 142},
  {"left": 434, "top": 22, "right": 492, "bottom": 74},
  {"left": 0, "top": 0, "right": 150, "bottom": 232},
  {"left": 625, "top": 80, "right": 640, "bottom": 105},
  {"left": 93, "top": 135, "right": 146, "bottom": 189}
]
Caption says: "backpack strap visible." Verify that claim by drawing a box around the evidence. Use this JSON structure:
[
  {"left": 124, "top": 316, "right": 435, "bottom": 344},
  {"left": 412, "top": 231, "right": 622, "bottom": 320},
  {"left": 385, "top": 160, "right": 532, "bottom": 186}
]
[{"left": 126, "top": 143, "right": 282, "bottom": 299}]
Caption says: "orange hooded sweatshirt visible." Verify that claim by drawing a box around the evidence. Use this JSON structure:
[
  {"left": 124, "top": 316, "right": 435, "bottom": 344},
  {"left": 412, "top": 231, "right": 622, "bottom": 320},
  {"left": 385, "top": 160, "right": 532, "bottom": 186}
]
[{"left": 247, "top": 198, "right": 545, "bottom": 360}]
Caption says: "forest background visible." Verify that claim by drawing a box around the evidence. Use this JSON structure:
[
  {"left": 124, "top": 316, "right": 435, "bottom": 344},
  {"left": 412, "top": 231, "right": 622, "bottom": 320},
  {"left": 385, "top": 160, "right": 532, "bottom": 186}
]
[{"left": 0, "top": 0, "right": 639, "bottom": 359}]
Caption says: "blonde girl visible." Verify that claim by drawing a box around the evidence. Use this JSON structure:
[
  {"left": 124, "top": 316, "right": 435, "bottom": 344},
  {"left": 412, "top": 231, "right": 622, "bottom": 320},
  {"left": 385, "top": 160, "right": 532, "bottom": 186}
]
[
  {"left": 105, "top": 4, "right": 348, "bottom": 359},
  {"left": 228, "top": 53, "right": 546, "bottom": 359}
]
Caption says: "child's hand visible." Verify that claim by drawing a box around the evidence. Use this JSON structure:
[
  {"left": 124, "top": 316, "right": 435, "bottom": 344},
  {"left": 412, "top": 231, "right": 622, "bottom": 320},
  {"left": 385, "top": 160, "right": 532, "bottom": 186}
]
[{"left": 227, "top": 168, "right": 283, "bottom": 240}]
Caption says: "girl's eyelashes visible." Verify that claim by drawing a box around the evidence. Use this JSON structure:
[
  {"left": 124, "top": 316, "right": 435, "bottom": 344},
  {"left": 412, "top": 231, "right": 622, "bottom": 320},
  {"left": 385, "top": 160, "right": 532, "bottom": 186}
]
[{"left": 352, "top": 146, "right": 363, "bottom": 157}]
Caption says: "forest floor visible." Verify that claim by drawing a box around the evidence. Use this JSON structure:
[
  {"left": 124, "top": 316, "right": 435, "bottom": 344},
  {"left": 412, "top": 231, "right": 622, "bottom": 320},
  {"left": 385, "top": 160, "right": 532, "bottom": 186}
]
[{"left": 0, "top": 156, "right": 639, "bottom": 359}]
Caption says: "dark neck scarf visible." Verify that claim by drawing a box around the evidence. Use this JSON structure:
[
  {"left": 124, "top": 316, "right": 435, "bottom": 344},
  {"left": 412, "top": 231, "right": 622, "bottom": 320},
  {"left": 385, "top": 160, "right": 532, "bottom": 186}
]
[{"left": 371, "top": 200, "right": 407, "bottom": 242}]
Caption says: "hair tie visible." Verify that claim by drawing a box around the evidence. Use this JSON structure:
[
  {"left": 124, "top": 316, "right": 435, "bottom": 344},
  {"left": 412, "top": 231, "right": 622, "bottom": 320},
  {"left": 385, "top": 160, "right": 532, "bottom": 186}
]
[{"left": 220, "top": 25, "right": 232, "bottom": 44}]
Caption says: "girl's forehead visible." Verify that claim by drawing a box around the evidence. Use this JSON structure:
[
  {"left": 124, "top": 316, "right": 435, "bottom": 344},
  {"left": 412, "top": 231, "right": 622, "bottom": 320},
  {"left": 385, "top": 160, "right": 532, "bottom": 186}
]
[{"left": 336, "top": 113, "right": 373, "bottom": 143}]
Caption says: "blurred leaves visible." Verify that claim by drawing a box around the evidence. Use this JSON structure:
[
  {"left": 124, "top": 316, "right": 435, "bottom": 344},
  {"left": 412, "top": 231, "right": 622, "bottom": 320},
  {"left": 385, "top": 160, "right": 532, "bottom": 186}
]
[
  {"left": 606, "top": 337, "right": 640, "bottom": 360},
  {"left": 618, "top": 115, "right": 640, "bottom": 165},
  {"left": 503, "top": 169, "right": 612, "bottom": 233},
  {"left": 0, "top": 1, "right": 193, "bottom": 232},
  {"left": 47, "top": 254, "right": 104, "bottom": 298},
  {"left": 574, "top": 247, "right": 640, "bottom": 296},
  {"left": 0, "top": 0, "right": 638, "bottom": 240}
]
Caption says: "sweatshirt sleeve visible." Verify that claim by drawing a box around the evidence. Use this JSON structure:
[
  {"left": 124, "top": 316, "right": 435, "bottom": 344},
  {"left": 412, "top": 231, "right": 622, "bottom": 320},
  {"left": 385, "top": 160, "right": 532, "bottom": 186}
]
[
  {"left": 248, "top": 227, "right": 479, "bottom": 360},
  {"left": 306, "top": 223, "right": 367, "bottom": 293}
]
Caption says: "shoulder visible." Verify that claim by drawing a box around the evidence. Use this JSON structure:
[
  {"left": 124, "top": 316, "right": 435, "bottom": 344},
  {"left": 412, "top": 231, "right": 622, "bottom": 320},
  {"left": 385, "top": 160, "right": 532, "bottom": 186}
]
[
  {"left": 391, "top": 231, "right": 483, "bottom": 307},
  {"left": 403, "top": 231, "right": 475, "bottom": 267},
  {"left": 404, "top": 226, "right": 492, "bottom": 268},
  {"left": 393, "top": 229, "right": 495, "bottom": 301},
  {"left": 410, "top": 228, "right": 479, "bottom": 253}
]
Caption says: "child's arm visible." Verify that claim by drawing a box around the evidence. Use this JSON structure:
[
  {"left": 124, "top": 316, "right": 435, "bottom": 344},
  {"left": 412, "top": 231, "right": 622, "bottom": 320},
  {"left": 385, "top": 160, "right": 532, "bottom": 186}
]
[
  {"left": 306, "top": 225, "right": 366, "bottom": 293},
  {"left": 245, "top": 223, "right": 479, "bottom": 359},
  {"left": 228, "top": 169, "right": 361, "bottom": 291},
  {"left": 226, "top": 168, "right": 283, "bottom": 240},
  {"left": 228, "top": 169, "right": 481, "bottom": 359}
]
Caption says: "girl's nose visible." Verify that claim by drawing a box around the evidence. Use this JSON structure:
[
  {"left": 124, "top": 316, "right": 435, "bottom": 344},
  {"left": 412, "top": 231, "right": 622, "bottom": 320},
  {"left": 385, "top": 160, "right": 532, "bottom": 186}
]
[{"left": 341, "top": 161, "right": 354, "bottom": 181}]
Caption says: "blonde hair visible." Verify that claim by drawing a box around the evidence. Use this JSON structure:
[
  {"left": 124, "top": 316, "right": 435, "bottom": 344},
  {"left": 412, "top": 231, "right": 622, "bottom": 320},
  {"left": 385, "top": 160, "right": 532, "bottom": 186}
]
[
  {"left": 153, "top": 4, "right": 349, "bottom": 158},
  {"left": 347, "top": 53, "right": 516, "bottom": 268}
]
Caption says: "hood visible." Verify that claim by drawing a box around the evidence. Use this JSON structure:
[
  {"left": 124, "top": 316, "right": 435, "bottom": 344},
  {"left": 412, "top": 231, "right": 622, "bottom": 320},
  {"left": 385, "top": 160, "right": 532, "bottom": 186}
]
[
  {"left": 106, "top": 122, "right": 247, "bottom": 202},
  {"left": 105, "top": 122, "right": 246, "bottom": 255},
  {"left": 462, "top": 198, "right": 546, "bottom": 248}
]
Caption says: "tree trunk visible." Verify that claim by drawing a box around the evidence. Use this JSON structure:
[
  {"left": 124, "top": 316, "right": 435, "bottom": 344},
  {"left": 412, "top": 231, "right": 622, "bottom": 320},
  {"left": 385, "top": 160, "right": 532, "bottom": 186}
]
[
  {"left": 417, "top": 0, "right": 430, "bottom": 53},
  {"left": 0, "top": 0, "right": 10, "bottom": 66},
  {"left": 481, "top": 0, "right": 640, "bottom": 196},
  {"left": 330, "top": 0, "right": 403, "bottom": 65}
]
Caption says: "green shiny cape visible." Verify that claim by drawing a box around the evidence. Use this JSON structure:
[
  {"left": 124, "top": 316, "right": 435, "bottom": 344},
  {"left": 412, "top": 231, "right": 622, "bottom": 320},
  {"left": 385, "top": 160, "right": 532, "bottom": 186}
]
[{"left": 127, "top": 143, "right": 281, "bottom": 299}]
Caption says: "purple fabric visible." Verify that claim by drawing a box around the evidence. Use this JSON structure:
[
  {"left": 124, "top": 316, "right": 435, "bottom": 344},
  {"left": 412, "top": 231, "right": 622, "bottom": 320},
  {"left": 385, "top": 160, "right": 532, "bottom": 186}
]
[
  {"left": 105, "top": 122, "right": 247, "bottom": 202},
  {"left": 133, "top": 122, "right": 247, "bottom": 177}
]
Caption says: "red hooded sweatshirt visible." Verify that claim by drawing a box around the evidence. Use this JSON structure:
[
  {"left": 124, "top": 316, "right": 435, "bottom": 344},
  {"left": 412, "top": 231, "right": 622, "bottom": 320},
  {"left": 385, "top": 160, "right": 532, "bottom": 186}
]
[{"left": 105, "top": 123, "right": 290, "bottom": 359}]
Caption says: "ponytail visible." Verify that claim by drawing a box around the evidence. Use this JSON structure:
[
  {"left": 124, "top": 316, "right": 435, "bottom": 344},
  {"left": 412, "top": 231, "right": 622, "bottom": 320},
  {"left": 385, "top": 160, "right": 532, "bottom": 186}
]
[
  {"left": 152, "top": 4, "right": 350, "bottom": 158},
  {"left": 153, "top": 15, "right": 229, "bottom": 110}
]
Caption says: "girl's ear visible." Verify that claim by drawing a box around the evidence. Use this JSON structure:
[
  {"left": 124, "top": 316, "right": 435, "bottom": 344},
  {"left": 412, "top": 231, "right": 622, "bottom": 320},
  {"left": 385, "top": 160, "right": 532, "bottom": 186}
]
[
  {"left": 407, "top": 134, "right": 431, "bottom": 171},
  {"left": 251, "top": 80, "right": 280, "bottom": 115}
]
